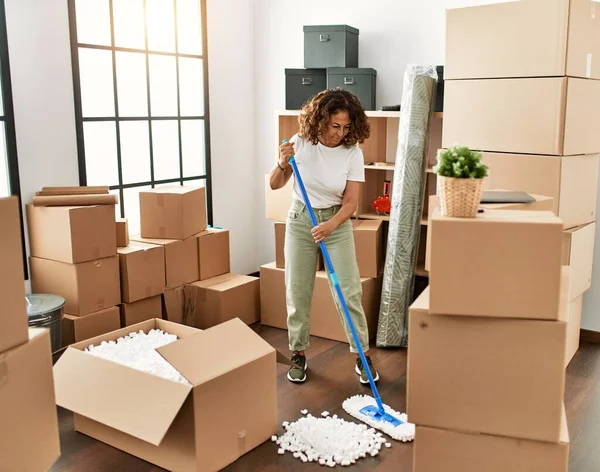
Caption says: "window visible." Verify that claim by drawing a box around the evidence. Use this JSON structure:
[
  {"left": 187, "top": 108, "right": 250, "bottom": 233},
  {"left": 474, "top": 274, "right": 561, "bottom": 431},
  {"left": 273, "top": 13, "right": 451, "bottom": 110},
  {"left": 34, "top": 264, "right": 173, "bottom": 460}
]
[{"left": 68, "top": 0, "right": 212, "bottom": 234}]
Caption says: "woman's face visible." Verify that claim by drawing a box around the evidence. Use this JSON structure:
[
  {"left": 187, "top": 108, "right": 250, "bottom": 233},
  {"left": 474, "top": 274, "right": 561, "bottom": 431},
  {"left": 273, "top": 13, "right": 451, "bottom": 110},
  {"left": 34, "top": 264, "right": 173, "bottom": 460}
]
[{"left": 320, "top": 110, "right": 351, "bottom": 147}]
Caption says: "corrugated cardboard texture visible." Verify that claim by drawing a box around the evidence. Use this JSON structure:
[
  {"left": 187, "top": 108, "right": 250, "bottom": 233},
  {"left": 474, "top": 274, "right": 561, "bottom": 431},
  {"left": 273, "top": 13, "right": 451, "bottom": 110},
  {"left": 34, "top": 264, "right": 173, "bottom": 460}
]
[
  {"left": 140, "top": 186, "right": 206, "bottom": 240},
  {"left": 446, "top": 0, "right": 600, "bottom": 80},
  {"left": 482, "top": 153, "right": 599, "bottom": 229},
  {"left": 265, "top": 173, "right": 293, "bottom": 222},
  {"left": 443, "top": 77, "right": 600, "bottom": 156},
  {"left": 120, "top": 295, "right": 163, "bottom": 327},
  {"left": 259, "top": 262, "right": 381, "bottom": 343},
  {"left": 352, "top": 219, "right": 384, "bottom": 278},
  {"left": 118, "top": 242, "right": 166, "bottom": 303},
  {"left": 191, "top": 274, "right": 260, "bottom": 329},
  {"left": 0, "top": 197, "right": 28, "bottom": 353},
  {"left": 116, "top": 218, "right": 129, "bottom": 247},
  {"left": 274, "top": 223, "right": 324, "bottom": 270},
  {"left": 430, "top": 210, "right": 563, "bottom": 319},
  {"left": 566, "top": 295, "right": 584, "bottom": 366},
  {"left": 413, "top": 420, "right": 569, "bottom": 472},
  {"left": 0, "top": 329, "right": 60, "bottom": 471},
  {"left": 62, "top": 306, "right": 121, "bottom": 347},
  {"left": 26, "top": 203, "right": 117, "bottom": 264},
  {"left": 197, "top": 229, "right": 230, "bottom": 281},
  {"left": 407, "top": 287, "right": 567, "bottom": 442},
  {"left": 130, "top": 235, "right": 199, "bottom": 287},
  {"left": 30, "top": 255, "right": 121, "bottom": 316},
  {"left": 562, "top": 222, "right": 595, "bottom": 300}
]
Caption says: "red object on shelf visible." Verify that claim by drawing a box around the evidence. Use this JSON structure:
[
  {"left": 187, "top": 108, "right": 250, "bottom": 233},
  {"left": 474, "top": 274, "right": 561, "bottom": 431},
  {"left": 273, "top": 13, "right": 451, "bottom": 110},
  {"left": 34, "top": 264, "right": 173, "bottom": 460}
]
[{"left": 372, "top": 180, "right": 391, "bottom": 215}]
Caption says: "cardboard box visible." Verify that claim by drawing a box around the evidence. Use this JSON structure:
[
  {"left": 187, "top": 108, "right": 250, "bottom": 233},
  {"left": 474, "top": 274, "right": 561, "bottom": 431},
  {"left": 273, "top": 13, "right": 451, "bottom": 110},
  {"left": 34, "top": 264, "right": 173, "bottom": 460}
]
[
  {"left": 352, "top": 219, "right": 384, "bottom": 278},
  {"left": 191, "top": 274, "right": 260, "bottom": 329},
  {"left": 62, "top": 306, "right": 121, "bottom": 347},
  {"left": 442, "top": 77, "right": 600, "bottom": 156},
  {"left": 429, "top": 210, "right": 563, "bottom": 319},
  {"left": 140, "top": 186, "right": 206, "bottom": 239},
  {"left": 424, "top": 192, "right": 555, "bottom": 271},
  {"left": 131, "top": 235, "right": 199, "bottom": 287},
  {"left": 274, "top": 222, "right": 324, "bottom": 270},
  {"left": 30, "top": 255, "right": 121, "bottom": 316},
  {"left": 445, "top": 0, "right": 600, "bottom": 80},
  {"left": 259, "top": 262, "right": 381, "bottom": 343},
  {"left": 118, "top": 242, "right": 166, "bottom": 303},
  {"left": 120, "top": 295, "right": 163, "bottom": 327},
  {"left": 53, "top": 318, "right": 277, "bottom": 472},
  {"left": 0, "top": 196, "right": 28, "bottom": 353},
  {"left": 407, "top": 286, "right": 567, "bottom": 443},
  {"left": 26, "top": 203, "right": 116, "bottom": 264},
  {"left": 563, "top": 222, "right": 595, "bottom": 301},
  {"left": 162, "top": 285, "right": 197, "bottom": 326},
  {"left": 566, "top": 295, "right": 583, "bottom": 366},
  {"left": 413, "top": 417, "right": 569, "bottom": 472},
  {"left": 116, "top": 218, "right": 129, "bottom": 247},
  {"left": 1, "top": 329, "right": 60, "bottom": 471},
  {"left": 197, "top": 228, "right": 230, "bottom": 281},
  {"left": 265, "top": 173, "right": 293, "bottom": 222},
  {"left": 482, "top": 152, "right": 599, "bottom": 229}
]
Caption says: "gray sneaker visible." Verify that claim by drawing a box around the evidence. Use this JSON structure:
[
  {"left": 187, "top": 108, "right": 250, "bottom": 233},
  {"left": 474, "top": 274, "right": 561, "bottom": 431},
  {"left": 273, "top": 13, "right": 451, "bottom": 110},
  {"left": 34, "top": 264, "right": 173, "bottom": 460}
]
[
  {"left": 287, "top": 351, "right": 307, "bottom": 383},
  {"left": 355, "top": 356, "right": 379, "bottom": 385}
]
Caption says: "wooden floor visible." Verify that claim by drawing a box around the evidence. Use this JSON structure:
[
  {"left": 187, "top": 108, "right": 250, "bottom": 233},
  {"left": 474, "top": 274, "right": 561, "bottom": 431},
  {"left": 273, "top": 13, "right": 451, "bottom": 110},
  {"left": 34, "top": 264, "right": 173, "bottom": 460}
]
[{"left": 50, "top": 325, "right": 600, "bottom": 471}]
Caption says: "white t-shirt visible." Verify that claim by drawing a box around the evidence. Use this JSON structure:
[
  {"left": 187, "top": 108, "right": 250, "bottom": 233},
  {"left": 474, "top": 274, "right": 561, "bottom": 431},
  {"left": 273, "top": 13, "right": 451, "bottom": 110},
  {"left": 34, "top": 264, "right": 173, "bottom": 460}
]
[{"left": 289, "top": 134, "right": 365, "bottom": 209}]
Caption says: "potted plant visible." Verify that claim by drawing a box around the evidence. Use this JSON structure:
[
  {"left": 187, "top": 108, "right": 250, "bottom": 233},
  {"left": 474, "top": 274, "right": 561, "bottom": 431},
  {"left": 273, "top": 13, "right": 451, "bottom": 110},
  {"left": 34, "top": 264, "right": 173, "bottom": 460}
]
[{"left": 434, "top": 145, "right": 489, "bottom": 218}]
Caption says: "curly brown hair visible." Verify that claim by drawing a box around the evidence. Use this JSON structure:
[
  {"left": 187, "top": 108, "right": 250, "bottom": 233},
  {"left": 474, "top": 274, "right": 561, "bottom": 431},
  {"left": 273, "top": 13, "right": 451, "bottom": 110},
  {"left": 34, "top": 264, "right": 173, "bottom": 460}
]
[{"left": 298, "top": 88, "right": 371, "bottom": 146}]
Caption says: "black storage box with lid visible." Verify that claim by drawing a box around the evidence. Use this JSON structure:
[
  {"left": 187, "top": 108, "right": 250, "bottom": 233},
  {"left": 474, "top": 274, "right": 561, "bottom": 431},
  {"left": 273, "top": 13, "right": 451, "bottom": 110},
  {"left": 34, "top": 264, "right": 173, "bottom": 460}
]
[
  {"left": 285, "top": 69, "right": 327, "bottom": 110},
  {"left": 326, "top": 68, "right": 377, "bottom": 110},
  {"left": 435, "top": 65, "right": 444, "bottom": 112},
  {"left": 303, "top": 25, "right": 359, "bottom": 68}
]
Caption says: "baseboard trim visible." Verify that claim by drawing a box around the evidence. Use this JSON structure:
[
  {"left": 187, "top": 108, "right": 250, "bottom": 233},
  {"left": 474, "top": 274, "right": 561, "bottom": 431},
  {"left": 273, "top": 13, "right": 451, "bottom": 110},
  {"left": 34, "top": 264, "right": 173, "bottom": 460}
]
[{"left": 580, "top": 329, "right": 600, "bottom": 344}]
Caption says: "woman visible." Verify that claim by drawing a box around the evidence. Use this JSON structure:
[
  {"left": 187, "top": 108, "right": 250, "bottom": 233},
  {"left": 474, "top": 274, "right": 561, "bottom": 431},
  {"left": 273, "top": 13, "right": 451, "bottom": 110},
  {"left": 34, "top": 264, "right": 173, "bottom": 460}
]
[{"left": 269, "top": 88, "right": 378, "bottom": 385}]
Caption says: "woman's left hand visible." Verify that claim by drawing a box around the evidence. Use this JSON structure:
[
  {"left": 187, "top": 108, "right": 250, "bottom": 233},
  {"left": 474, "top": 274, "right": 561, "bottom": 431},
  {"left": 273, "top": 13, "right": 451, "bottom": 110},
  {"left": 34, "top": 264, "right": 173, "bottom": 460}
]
[{"left": 312, "top": 221, "right": 336, "bottom": 243}]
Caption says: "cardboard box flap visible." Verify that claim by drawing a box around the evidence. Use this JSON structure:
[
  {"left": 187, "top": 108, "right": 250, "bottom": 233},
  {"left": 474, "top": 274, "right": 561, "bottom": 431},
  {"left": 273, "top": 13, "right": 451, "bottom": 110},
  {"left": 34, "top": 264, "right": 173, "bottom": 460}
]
[
  {"left": 129, "top": 235, "right": 177, "bottom": 246},
  {"left": 117, "top": 241, "right": 160, "bottom": 254},
  {"left": 158, "top": 318, "right": 274, "bottom": 386},
  {"left": 193, "top": 273, "right": 240, "bottom": 289},
  {"left": 53, "top": 347, "right": 192, "bottom": 446},
  {"left": 352, "top": 220, "right": 382, "bottom": 231}
]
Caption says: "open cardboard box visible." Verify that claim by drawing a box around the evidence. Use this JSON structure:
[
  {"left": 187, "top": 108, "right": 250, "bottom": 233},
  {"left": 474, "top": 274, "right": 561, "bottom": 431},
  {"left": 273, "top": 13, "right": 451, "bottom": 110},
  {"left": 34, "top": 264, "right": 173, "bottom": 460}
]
[{"left": 53, "top": 318, "right": 277, "bottom": 471}]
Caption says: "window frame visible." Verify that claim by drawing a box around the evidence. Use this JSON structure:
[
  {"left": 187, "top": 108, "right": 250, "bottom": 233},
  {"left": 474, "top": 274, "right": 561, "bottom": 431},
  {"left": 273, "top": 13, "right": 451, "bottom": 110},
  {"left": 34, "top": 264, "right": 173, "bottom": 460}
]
[{"left": 67, "top": 0, "right": 213, "bottom": 227}]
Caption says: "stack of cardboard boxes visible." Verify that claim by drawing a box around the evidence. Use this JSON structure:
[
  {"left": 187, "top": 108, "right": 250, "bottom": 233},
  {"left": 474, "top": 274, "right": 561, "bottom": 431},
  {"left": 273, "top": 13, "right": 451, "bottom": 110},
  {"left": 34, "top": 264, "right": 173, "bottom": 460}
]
[
  {"left": 128, "top": 186, "right": 260, "bottom": 329},
  {"left": 27, "top": 200, "right": 122, "bottom": 346},
  {"left": 441, "top": 0, "right": 600, "bottom": 364},
  {"left": 260, "top": 211, "right": 385, "bottom": 343},
  {"left": 0, "top": 196, "right": 60, "bottom": 470},
  {"left": 408, "top": 210, "right": 570, "bottom": 471}
]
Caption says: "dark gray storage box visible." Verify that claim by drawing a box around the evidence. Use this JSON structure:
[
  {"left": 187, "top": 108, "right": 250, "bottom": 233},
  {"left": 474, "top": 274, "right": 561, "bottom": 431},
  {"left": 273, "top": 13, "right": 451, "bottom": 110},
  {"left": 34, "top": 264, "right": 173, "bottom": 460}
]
[
  {"left": 327, "top": 68, "right": 377, "bottom": 110},
  {"left": 435, "top": 65, "right": 444, "bottom": 112},
  {"left": 285, "top": 69, "right": 327, "bottom": 110},
  {"left": 303, "top": 25, "right": 359, "bottom": 68}
]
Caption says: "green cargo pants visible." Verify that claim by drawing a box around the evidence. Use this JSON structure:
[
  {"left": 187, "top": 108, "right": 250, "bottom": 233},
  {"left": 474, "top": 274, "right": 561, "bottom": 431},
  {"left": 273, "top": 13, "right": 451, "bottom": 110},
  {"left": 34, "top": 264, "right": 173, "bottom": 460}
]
[{"left": 284, "top": 199, "right": 370, "bottom": 353}]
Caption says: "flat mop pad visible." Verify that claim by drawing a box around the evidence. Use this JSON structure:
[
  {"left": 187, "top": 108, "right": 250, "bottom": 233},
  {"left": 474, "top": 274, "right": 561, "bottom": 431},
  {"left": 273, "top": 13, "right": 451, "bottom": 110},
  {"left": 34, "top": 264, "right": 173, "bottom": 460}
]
[{"left": 342, "top": 395, "right": 415, "bottom": 442}]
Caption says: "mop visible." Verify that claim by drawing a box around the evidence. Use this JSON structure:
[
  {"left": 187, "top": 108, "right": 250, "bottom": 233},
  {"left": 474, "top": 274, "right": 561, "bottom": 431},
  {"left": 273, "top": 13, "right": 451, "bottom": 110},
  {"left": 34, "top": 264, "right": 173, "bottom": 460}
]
[{"left": 283, "top": 140, "right": 415, "bottom": 442}]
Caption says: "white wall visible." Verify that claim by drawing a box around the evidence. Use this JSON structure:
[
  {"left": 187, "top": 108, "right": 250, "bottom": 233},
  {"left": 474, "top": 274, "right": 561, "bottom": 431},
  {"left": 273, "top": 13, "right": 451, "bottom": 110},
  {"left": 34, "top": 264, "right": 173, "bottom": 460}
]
[{"left": 4, "top": 0, "right": 79, "bottom": 291}]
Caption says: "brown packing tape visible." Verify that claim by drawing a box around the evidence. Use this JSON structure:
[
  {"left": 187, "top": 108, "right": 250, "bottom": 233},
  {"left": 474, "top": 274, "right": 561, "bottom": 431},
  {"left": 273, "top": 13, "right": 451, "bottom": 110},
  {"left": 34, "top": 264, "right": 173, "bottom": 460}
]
[
  {"left": 157, "top": 194, "right": 165, "bottom": 206},
  {"left": 181, "top": 285, "right": 198, "bottom": 327},
  {"left": 32, "top": 194, "right": 118, "bottom": 207}
]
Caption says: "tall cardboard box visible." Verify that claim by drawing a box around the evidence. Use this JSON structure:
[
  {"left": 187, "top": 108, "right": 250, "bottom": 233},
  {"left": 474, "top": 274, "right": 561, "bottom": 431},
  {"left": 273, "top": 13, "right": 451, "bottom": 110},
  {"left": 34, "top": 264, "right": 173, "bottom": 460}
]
[
  {"left": 116, "top": 218, "right": 129, "bottom": 247},
  {"left": 62, "top": 306, "right": 121, "bottom": 347},
  {"left": 352, "top": 219, "right": 384, "bottom": 278},
  {"left": 120, "top": 295, "right": 163, "bottom": 327},
  {"left": 131, "top": 235, "right": 199, "bottom": 287},
  {"left": 442, "top": 77, "right": 600, "bottom": 156},
  {"left": 562, "top": 222, "right": 595, "bottom": 300},
  {"left": 118, "top": 242, "right": 166, "bottom": 303},
  {"left": 407, "top": 286, "right": 567, "bottom": 443},
  {"left": 413, "top": 416, "right": 569, "bottom": 472},
  {"left": 53, "top": 318, "right": 277, "bottom": 472},
  {"left": 265, "top": 174, "right": 293, "bottom": 222},
  {"left": 26, "top": 203, "right": 117, "bottom": 263},
  {"left": 140, "top": 186, "right": 206, "bottom": 239},
  {"left": 191, "top": 274, "right": 260, "bottom": 328},
  {"left": 445, "top": 0, "right": 600, "bottom": 80},
  {"left": 566, "top": 295, "right": 584, "bottom": 366},
  {"left": 0, "top": 196, "right": 28, "bottom": 353},
  {"left": 197, "top": 229, "right": 230, "bottom": 280},
  {"left": 429, "top": 210, "right": 563, "bottom": 319},
  {"left": 30, "top": 255, "right": 121, "bottom": 316},
  {"left": 1, "top": 329, "right": 60, "bottom": 471}
]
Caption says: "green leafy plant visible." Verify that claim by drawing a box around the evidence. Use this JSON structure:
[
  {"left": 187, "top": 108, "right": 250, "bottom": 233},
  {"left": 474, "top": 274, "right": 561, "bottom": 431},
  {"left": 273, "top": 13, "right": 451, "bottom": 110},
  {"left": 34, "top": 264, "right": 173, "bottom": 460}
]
[{"left": 434, "top": 146, "right": 489, "bottom": 179}]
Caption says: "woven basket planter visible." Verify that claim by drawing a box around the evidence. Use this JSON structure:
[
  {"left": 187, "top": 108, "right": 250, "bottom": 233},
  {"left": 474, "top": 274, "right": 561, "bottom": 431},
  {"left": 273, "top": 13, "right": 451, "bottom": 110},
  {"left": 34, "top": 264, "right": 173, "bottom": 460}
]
[{"left": 438, "top": 176, "right": 484, "bottom": 218}]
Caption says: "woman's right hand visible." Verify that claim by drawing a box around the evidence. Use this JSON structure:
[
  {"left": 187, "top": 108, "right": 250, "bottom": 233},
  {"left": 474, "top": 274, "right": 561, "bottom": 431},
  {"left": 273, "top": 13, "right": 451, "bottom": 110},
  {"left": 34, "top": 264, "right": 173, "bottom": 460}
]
[{"left": 279, "top": 141, "right": 295, "bottom": 169}]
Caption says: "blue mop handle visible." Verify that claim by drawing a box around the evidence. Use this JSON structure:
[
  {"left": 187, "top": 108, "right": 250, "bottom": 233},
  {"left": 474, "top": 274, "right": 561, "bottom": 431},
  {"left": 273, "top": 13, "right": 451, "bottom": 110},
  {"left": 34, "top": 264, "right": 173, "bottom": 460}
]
[{"left": 283, "top": 139, "right": 385, "bottom": 414}]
